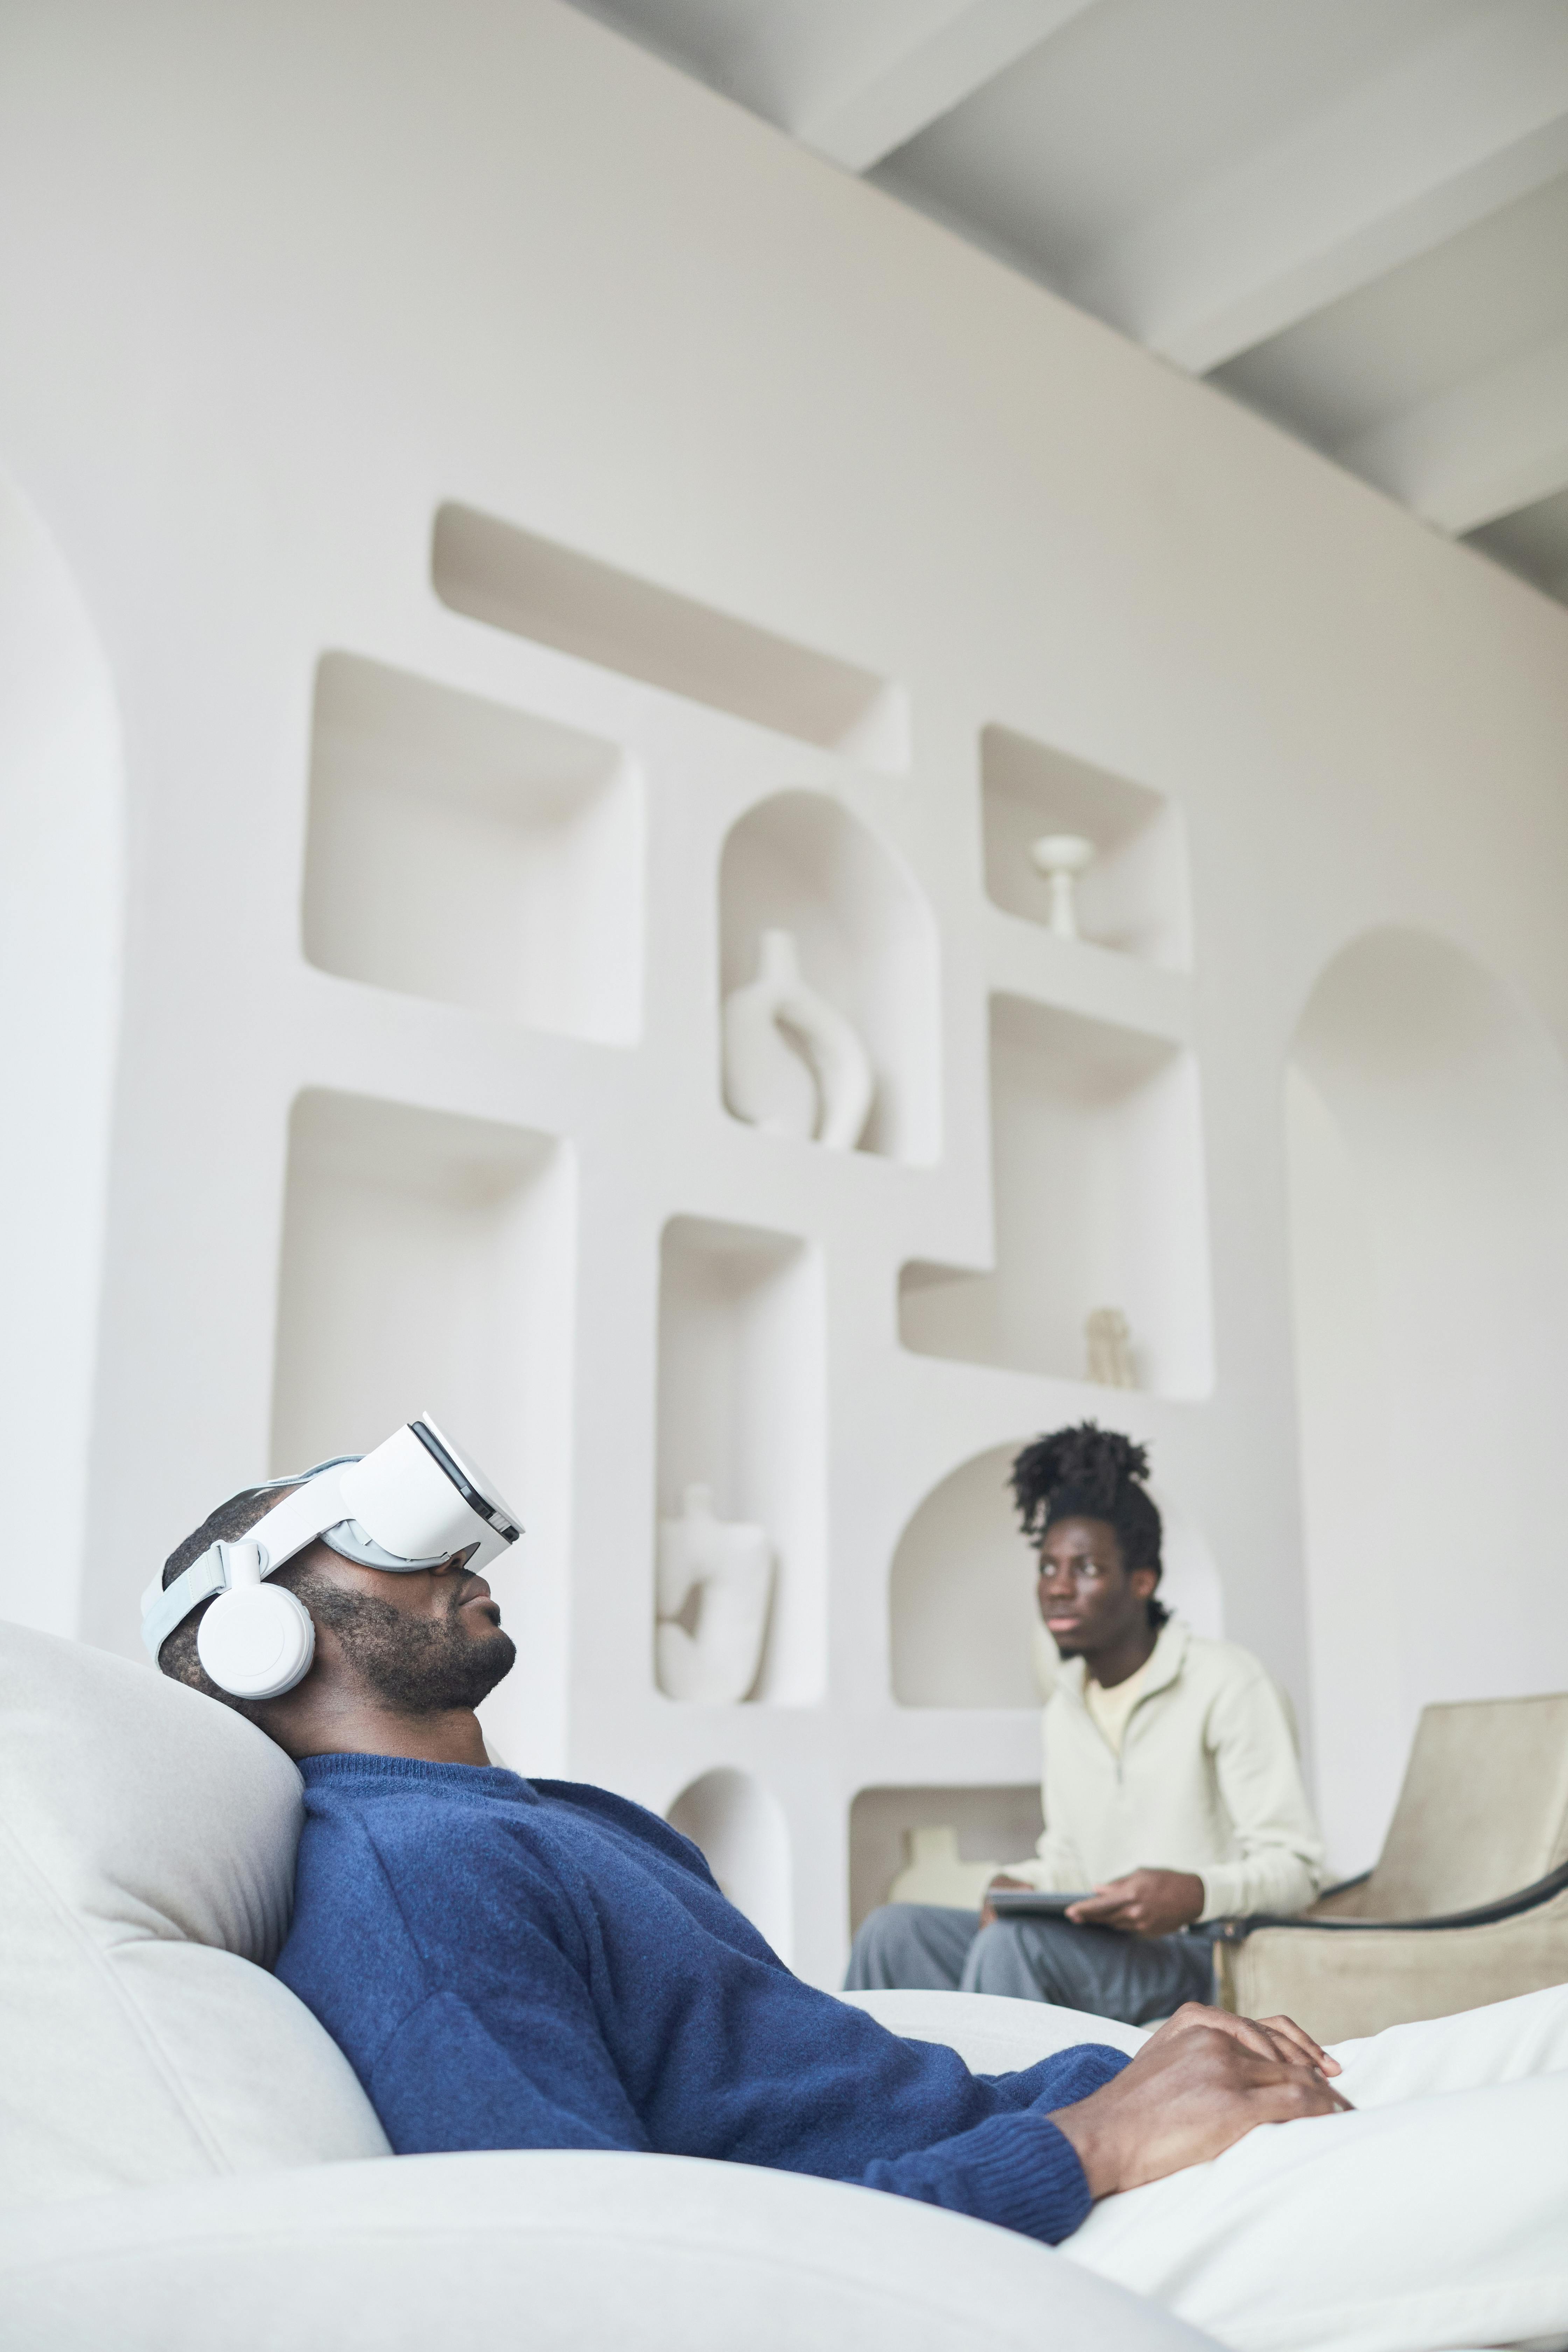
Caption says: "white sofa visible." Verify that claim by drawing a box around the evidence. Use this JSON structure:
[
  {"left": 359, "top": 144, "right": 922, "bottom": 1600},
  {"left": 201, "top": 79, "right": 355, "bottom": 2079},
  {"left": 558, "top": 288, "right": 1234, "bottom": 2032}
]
[{"left": 0, "top": 1621, "right": 1209, "bottom": 2349}]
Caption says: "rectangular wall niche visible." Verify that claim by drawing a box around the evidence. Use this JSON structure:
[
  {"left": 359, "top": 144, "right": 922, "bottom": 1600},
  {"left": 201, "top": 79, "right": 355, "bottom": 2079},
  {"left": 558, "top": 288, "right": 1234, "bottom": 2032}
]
[
  {"left": 656, "top": 1216, "right": 826, "bottom": 1704},
  {"left": 981, "top": 724, "right": 1189, "bottom": 967},
  {"left": 433, "top": 503, "right": 909, "bottom": 771},
  {"left": 848, "top": 1785, "right": 1044, "bottom": 1936},
  {"left": 271, "top": 1091, "right": 575, "bottom": 1738},
  {"left": 901, "top": 995, "right": 1213, "bottom": 1396},
  {"left": 304, "top": 653, "right": 642, "bottom": 1044}
]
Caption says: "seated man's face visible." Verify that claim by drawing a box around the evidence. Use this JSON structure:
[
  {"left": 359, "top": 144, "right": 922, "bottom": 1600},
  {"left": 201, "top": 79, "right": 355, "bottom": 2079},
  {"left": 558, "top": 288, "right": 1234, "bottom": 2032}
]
[
  {"left": 288, "top": 1542, "right": 517, "bottom": 1717},
  {"left": 1036, "top": 1515, "right": 1154, "bottom": 1658}
]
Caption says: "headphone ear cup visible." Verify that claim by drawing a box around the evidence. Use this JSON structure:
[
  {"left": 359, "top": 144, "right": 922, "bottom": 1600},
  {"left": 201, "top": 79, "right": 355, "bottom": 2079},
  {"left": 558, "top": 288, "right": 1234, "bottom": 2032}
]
[{"left": 197, "top": 1583, "right": 315, "bottom": 1700}]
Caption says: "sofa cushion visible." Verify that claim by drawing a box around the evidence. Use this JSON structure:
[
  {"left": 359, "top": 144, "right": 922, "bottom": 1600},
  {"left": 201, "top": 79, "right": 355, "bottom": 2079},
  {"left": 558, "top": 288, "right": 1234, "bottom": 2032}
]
[
  {"left": 0, "top": 2148, "right": 1219, "bottom": 2351},
  {"left": 0, "top": 1621, "right": 388, "bottom": 2207}
]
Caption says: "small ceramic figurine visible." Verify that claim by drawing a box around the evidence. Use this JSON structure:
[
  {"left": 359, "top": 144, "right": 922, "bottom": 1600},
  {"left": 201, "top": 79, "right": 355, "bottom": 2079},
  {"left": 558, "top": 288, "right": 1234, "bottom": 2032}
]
[
  {"left": 654, "top": 1484, "right": 774, "bottom": 1704},
  {"left": 1029, "top": 832, "right": 1095, "bottom": 939},
  {"left": 722, "top": 928, "right": 874, "bottom": 1149},
  {"left": 1085, "top": 1306, "right": 1137, "bottom": 1388}
]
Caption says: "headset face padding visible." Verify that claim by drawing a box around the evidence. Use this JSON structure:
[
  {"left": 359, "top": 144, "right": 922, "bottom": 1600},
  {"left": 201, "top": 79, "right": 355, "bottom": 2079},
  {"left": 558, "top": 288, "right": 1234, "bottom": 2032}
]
[{"left": 196, "top": 1581, "right": 316, "bottom": 1701}]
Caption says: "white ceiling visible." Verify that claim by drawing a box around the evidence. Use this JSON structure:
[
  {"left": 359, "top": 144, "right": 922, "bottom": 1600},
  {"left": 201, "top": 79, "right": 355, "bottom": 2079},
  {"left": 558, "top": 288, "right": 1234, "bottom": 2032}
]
[{"left": 567, "top": 0, "right": 1568, "bottom": 607}]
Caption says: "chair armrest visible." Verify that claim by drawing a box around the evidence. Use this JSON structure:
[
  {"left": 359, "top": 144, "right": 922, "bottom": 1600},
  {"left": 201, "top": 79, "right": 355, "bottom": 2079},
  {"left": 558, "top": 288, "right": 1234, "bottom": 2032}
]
[
  {"left": 1213, "top": 1885, "right": 1568, "bottom": 2041},
  {"left": 1212, "top": 1857, "right": 1568, "bottom": 1943},
  {"left": 0, "top": 2148, "right": 1214, "bottom": 2352}
]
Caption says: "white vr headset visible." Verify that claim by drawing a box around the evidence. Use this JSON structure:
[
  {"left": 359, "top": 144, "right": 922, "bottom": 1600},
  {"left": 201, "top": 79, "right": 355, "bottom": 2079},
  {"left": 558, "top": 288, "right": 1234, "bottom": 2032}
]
[{"left": 141, "top": 1415, "right": 522, "bottom": 1703}]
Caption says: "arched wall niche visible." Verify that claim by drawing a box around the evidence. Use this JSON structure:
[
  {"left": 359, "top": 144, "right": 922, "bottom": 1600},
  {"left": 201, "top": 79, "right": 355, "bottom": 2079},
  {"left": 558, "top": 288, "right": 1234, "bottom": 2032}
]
[
  {"left": 889, "top": 1438, "right": 1224, "bottom": 1708},
  {"left": 718, "top": 789, "right": 939, "bottom": 1165},
  {"left": 1287, "top": 927, "right": 1568, "bottom": 1875},
  {"left": 0, "top": 468, "right": 123, "bottom": 1638},
  {"left": 666, "top": 1766, "right": 793, "bottom": 1962}
]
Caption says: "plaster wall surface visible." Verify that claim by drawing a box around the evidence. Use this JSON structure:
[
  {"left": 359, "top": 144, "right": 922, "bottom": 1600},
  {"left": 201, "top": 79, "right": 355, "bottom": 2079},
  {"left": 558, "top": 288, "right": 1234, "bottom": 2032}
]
[{"left": 1, "top": 0, "right": 1566, "bottom": 1976}]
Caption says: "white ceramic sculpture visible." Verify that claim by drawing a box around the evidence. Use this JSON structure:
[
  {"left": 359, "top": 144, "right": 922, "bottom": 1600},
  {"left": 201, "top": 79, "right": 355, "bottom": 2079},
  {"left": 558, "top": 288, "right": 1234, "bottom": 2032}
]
[
  {"left": 1085, "top": 1306, "right": 1137, "bottom": 1388},
  {"left": 1029, "top": 832, "right": 1095, "bottom": 939},
  {"left": 722, "top": 928, "right": 874, "bottom": 1150},
  {"left": 887, "top": 1823, "right": 1001, "bottom": 1909},
  {"left": 655, "top": 1484, "right": 774, "bottom": 1704}
]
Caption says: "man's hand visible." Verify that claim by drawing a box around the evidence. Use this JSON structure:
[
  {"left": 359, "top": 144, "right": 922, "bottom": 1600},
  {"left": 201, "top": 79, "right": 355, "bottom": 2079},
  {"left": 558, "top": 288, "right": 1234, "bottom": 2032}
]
[
  {"left": 1048, "top": 2003, "right": 1352, "bottom": 2200},
  {"left": 1066, "top": 1869, "right": 1205, "bottom": 1937},
  {"left": 978, "top": 1874, "right": 1031, "bottom": 1928},
  {"left": 1145, "top": 1999, "right": 1342, "bottom": 2079}
]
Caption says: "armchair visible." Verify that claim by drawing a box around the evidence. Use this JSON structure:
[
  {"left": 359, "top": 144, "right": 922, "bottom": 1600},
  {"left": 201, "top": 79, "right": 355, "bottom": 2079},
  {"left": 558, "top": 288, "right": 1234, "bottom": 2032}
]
[{"left": 1213, "top": 1694, "right": 1568, "bottom": 2041}]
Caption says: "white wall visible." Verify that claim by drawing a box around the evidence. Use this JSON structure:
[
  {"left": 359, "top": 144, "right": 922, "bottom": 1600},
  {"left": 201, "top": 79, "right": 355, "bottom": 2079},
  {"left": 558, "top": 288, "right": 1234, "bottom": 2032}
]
[
  {"left": 0, "top": 468, "right": 122, "bottom": 1636},
  {"left": 1287, "top": 929, "right": 1568, "bottom": 1872},
  {"left": 1, "top": 0, "right": 1567, "bottom": 1968}
]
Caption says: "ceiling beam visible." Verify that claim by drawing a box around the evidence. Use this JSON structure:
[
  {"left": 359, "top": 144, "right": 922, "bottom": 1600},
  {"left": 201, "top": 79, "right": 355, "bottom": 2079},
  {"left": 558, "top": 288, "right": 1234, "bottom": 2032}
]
[
  {"left": 1337, "top": 326, "right": 1568, "bottom": 536},
  {"left": 1065, "top": 0, "right": 1568, "bottom": 374},
  {"left": 790, "top": 0, "right": 1100, "bottom": 175}
]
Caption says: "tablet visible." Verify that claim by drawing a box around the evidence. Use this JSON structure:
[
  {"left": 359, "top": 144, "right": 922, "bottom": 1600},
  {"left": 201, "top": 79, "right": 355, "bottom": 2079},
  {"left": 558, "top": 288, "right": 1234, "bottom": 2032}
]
[{"left": 986, "top": 1888, "right": 1091, "bottom": 1917}]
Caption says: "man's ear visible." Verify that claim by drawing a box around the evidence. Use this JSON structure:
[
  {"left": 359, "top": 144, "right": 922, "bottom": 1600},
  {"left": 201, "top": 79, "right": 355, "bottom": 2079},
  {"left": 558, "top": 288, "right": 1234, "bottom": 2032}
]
[{"left": 1129, "top": 1565, "right": 1158, "bottom": 1602}]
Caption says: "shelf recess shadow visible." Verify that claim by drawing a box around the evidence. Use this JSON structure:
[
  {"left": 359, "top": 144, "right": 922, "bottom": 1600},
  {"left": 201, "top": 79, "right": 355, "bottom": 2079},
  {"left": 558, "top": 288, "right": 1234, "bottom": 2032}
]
[{"left": 433, "top": 503, "right": 908, "bottom": 770}]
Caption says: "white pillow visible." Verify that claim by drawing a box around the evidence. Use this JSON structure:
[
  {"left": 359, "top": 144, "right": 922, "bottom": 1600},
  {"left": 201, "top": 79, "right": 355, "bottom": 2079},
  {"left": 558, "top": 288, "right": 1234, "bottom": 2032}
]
[{"left": 0, "top": 1620, "right": 388, "bottom": 2207}]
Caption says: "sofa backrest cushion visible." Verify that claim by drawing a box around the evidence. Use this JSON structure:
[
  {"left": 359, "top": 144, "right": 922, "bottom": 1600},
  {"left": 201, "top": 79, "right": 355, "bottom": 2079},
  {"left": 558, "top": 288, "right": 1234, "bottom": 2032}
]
[{"left": 1, "top": 1621, "right": 389, "bottom": 2207}]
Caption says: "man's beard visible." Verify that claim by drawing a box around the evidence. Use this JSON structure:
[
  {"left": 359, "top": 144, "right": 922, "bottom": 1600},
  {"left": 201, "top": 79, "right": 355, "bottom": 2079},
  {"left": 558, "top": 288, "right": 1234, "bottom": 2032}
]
[{"left": 293, "top": 1574, "right": 516, "bottom": 1715}]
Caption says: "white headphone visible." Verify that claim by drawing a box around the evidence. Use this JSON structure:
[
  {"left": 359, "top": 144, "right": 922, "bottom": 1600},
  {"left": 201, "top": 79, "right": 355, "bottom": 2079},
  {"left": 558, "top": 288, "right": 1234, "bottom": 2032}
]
[
  {"left": 143, "top": 1416, "right": 523, "bottom": 1702},
  {"left": 195, "top": 1538, "right": 317, "bottom": 1700}
]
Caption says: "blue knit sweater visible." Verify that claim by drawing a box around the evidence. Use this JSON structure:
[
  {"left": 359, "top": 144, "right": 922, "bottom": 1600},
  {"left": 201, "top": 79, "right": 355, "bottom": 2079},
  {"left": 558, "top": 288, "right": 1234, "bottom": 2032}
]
[{"left": 274, "top": 1755, "right": 1127, "bottom": 2242}]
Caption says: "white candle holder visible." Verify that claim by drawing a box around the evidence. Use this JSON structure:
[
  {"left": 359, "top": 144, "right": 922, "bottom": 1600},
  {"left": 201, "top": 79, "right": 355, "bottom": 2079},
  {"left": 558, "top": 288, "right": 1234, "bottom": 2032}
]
[{"left": 1029, "top": 832, "right": 1095, "bottom": 939}]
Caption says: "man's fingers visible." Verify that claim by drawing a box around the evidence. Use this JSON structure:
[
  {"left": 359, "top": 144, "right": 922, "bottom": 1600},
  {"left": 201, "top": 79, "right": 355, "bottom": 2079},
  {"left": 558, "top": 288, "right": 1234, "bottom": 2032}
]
[
  {"left": 1215, "top": 2014, "right": 1292, "bottom": 2065},
  {"left": 1065, "top": 1893, "right": 1126, "bottom": 1924},
  {"left": 1259, "top": 2013, "right": 1341, "bottom": 2076}
]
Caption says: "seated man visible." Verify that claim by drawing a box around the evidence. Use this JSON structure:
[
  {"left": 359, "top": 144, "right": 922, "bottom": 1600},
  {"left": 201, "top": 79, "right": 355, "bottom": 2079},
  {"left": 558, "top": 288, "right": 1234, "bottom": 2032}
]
[
  {"left": 146, "top": 1421, "right": 1568, "bottom": 2352},
  {"left": 848, "top": 1424, "right": 1325, "bottom": 2023}
]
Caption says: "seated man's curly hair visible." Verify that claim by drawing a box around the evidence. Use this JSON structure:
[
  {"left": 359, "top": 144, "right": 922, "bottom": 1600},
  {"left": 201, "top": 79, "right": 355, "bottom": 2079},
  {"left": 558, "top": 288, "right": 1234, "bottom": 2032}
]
[{"left": 1009, "top": 1421, "right": 1169, "bottom": 1630}]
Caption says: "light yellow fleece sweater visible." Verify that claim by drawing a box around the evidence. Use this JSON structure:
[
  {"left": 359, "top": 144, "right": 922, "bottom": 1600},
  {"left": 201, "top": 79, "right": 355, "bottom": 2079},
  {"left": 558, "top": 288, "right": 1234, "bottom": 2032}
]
[{"left": 1009, "top": 1620, "right": 1326, "bottom": 1921}]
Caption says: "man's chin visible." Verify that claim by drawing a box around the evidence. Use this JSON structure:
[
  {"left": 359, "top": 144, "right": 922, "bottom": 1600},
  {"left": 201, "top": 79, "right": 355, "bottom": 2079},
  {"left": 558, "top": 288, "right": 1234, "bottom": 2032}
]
[{"left": 467, "top": 1626, "right": 517, "bottom": 1704}]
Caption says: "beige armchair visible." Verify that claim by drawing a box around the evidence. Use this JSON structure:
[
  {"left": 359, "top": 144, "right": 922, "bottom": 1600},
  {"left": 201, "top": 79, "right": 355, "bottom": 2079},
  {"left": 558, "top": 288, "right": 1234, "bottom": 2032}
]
[{"left": 1213, "top": 1694, "right": 1568, "bottom": 2042}]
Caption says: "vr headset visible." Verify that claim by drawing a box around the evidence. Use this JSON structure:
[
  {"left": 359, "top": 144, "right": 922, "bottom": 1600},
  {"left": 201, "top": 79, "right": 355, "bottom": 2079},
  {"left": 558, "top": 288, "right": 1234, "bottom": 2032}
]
[{"left": 141, "top": 1415, "right": 522, "bottom": 1703}]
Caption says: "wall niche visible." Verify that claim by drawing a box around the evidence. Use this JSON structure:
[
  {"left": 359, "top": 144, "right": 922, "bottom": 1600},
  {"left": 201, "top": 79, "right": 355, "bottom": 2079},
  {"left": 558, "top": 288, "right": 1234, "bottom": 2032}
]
[
  {"left": 270, "top": 1089, "right": 575, "bottom": 1757},
  {"left": 889, "top": 1440, "right": 1226, "bottom": 1708},
  {"left": 668, "top": 1768, "right": 793, "bottom": 1961},
  {"left": 655, "top": 1215, "right": 826, "bottom": 1705},
  {"left": 848, "top": 1784, "right": 1043, "bottom": 1935},
  {"left": 900, "top": 994, "right": 1212, "bottom": 1396},
  {"left": 718, "top": 789, "right": 939, "bottom": 1164},
  {"left": 432, "top": 503, "right": 909, "bottom": 771},
  {"left": 981, "top": 723, "right": 1189, "bottom": 967},
  {"left": 303, "top": 653, "right": 643, "bottom": 1044}
]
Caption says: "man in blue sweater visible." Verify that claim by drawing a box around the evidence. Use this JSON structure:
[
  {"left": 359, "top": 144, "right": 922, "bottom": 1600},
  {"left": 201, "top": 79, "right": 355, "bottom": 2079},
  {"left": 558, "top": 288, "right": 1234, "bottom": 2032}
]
[{"left": 152, "top": 1463, "right": 1350, "bottom": 2249}]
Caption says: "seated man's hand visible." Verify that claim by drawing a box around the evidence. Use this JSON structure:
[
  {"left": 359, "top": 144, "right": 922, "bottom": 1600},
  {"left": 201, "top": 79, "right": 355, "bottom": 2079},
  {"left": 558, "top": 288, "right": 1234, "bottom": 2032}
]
[
  {"left": 1145, "top": 1999, "right": 1343, "bottom": 2080},
  {"left": 1066, "top": 1868, "right": 1205, "bottom": 1937},
  {"left": 1048, "top": 2008, "right": 1353, "bottom": 2200},
  {"left": 978, "top": 1874, "right": 1031, "bottom": 1928}
]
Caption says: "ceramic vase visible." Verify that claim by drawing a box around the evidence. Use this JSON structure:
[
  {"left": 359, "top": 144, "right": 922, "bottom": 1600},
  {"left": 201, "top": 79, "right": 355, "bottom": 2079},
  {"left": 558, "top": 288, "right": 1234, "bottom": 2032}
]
[
  {"left": 721, "top": 928, "right": 874, "bottom": 1150},
  {"left": 655, "top": 1483, "right": 774, "bottom": 1704},
  {"left": 1029, "top": 832, "right": 1095, "bottom": 939},
  {"left": 888, "top": 1822, "right": 1002, "bottom": 1909}
]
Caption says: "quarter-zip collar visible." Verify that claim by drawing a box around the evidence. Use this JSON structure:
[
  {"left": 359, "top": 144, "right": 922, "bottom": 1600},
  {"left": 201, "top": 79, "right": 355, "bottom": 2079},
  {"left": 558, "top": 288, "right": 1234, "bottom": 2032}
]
[{"left": 1058, "top": 1617, "right": 1189, "bottom": 1717}]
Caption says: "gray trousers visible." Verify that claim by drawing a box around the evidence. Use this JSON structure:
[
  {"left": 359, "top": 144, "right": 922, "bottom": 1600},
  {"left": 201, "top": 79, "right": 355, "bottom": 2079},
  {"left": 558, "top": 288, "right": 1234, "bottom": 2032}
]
[{"left": 844, "top": 1902, "right": 1218, "bottom": 2028}]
